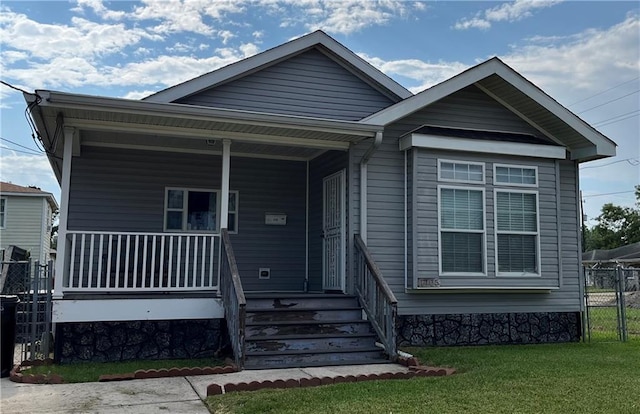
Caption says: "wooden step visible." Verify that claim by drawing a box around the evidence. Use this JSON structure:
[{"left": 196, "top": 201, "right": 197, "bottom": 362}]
[
  {"left": 245, "top": 295, "right": 359, "bottom": 311},
  {"left": 244, "top": 349, "right": 388, "bottom": 370},
  {"left": 245, "top": 307, "right": 362, "bottom": 323},
  {"left": 245, "top": 320, "right": 374, "bottom": 337},
  {"left": 245, "top": 333, "right": 377, "bottom": 353}
]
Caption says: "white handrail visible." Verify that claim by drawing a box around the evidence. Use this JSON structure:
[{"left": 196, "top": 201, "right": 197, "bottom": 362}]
[{"left": 63, "top": 231, "right": 220, "bottom": 292}]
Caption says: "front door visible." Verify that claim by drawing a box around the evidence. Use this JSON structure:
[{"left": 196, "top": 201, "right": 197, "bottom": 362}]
[{"left": 322, "top": 169, "right": 346, "bottom": 292}]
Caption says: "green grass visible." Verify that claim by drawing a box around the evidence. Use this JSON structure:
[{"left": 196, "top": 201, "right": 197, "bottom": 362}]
[
  {"left": 206, "top": 341, "right": 640, "bottom": 414},
  {"left": 587, "top": 307, "right": 640, "bottom": 339},
  {"left": 24, "top": 357, "right": 223, "bottom": 383}
]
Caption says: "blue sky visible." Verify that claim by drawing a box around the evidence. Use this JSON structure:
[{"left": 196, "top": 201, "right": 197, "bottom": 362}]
[{"left": 0, "top": 0, "right": 638, "bottom": 226}]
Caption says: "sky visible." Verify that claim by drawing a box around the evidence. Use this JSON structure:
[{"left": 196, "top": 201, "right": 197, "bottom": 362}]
[{"left": 0, "top": 0, "right": 638, "bottom": 227}]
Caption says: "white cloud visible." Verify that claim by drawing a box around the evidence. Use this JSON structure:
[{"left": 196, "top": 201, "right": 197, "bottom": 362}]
[
  {"left": 73, "top": 0, "right": 127, "bottom": 20},
  {"left": 358, "top": 53, "right": 469, "bottom": 93},
  {"left": 455, "top": 0, "right": 562, "bottom": 31},
  {"left": 0, "top": 153, "right": 59, "bottom": 200},
  {"left": 0, "top": 10, "right": 160, "bottom": 61},
  {"left": 122, "top": 90, "right": 157, "bottom": 100},
  {"left": 273, "top": 0, "right": 418, "bottom": 35}
]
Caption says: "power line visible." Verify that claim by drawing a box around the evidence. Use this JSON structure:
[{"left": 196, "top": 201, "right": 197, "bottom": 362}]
[
  {"left": 581, "top": 158, "right": 639, "bottom": 170},
  {"left": 0, "top": 137, "right": 43, "bottom": 154},
  {"left": 576, "top": 89, "right": 640, "bottom": 114},
  {"left": 582, "top": 190, "right": 636, "bottom": 198},
  {"left": 568, "top": 76, "right": 640, "bottom": 107},
  {"left": 592, "top": 109, "right": 640, "bottom": 126},
  {"left": 0, "top": 145, "right": 45, "bottom": 156},
  {"left": 595, "top": 112, "right": 640, "bottom": 129}
]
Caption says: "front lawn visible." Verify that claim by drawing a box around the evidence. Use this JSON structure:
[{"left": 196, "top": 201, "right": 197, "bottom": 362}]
[{"left": 207, "top": 341, "right": 640, "bottom": 414}]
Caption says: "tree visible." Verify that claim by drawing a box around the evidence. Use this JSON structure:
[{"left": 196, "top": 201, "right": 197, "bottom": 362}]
[{"left": 583, "top": 186, "right": 640, "bottom": 251}]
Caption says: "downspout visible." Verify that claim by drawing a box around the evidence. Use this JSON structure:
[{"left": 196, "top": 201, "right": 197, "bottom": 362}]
[{"left": 360, "top": 131, "right": 383, "bottom": 243}]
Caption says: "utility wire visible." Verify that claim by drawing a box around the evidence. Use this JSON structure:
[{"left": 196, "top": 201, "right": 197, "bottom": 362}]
[
  {"left": 567, "top": 76, "right": 640, "bottom": 107},
  {"left": 0, "top": 137, "right": 43, "bottom": 154},
  {"left": 595, "top": 112, "right": 640, "bottom": 129},
  {"left": 576, "top": 89, "right": 639, "bottom": 114},
  {"left": 581, "top": 158, "right": 639, "bottom": 169},
  {"left": 592, "top": 109, "right": 640, "bottom": 126},
  {"left": 0, "top": 145, "right": 45, "bottom": 156},
  {"left": 582, "top": 190, "right": 636, "bottom": 198}
]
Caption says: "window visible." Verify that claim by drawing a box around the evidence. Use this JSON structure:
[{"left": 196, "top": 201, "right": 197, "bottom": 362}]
[
  {"left": 439, "top": 160, "right": 485, "bottom": 183},
  {"left": 0, "top": 198, "right": 5, "bottom": 228},
  {"left": 439, "top": 187, "right": 485, "bottom": 274},
  {"left": 164, "top": 188, "right": 238, "bottom": 233},
  {"left": 495, "top": 191, "right": 539, "bottom": 275},
  {"left": 494, "top": 165, "right": 537, "bottom": 186}
]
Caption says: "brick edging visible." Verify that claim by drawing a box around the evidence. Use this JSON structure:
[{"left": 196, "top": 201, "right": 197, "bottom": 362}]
[
  {"left": 207, "top": 358, "right": 456, "bottom": 396},
  {"left": 8, "top": 358, "right": 239, "bottom": 384}
]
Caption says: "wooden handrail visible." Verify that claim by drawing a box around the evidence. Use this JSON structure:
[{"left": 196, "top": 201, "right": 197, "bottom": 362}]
[
  {"left": 220, "top": 229, "right": 246, "bottom": 370},
  {"left": 221, "top": 229, "right": 246, "bottom": 307},
  {"left": 355, "top": 235, "right": 397, "bottom": 304},
  {"left": 354, "top": 234, "right": 398, "bottom": 359}
]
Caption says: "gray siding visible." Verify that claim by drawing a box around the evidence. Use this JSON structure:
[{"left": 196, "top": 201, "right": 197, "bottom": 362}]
[
  {"left": 0, "top": 196, "right": 48, "bottom": 262},
  {"left": 350, "top": 86, "right": 582, "bottom": 315},
  {"left": 176, "top": 48, "right": 395, "bottom": 121},
  {"left": 308, "top": 151, "right": 349, "bottom": 292},
  {"left": 67, "top": 147, "right": 306, "bottom": 291}
]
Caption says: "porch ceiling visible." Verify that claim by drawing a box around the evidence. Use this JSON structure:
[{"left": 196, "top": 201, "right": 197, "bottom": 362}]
[{"left": 29, "top": 90, "right": 382, "bottom": 179}]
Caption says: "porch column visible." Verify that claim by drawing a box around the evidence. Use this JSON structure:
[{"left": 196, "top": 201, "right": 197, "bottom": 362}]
[
  {"left": 220, "top": 139, "right": 231, "bottom": 230},
  {"left": 53, "top": 127, "right": 75, "bottom": 299}
]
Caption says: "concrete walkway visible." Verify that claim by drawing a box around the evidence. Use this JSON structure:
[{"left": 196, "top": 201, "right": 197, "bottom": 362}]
[{"left": 0, "top": 363, "right": 410, "bottom": 413}]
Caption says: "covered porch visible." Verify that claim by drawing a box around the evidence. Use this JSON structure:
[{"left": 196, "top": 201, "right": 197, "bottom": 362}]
[{"left": 30, "top": 91, "right": 381, "bottom": 299}]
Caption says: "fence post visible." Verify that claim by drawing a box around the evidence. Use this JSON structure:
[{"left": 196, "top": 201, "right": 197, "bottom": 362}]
[
  {"left": 617, "top": 266, "right": 627, "bottom": 342},
  {"left": 582, "top": 266, "right": 591, "bottom": 343}
]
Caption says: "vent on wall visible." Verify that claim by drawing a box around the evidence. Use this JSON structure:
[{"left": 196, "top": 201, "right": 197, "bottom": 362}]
[{"left": 259, "top": 268, "right": 271, "bottom": 279}]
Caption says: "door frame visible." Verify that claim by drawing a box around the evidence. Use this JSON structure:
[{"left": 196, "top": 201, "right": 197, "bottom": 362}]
[{"left": 322, "top": 169, "right": 346, "bottom": 292}]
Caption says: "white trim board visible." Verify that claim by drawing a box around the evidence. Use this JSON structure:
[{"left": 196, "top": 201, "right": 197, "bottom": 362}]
[
  {"left": 400, "top": 134, "right": 567, "bottom": 159},
  {"left": 52, "top": 298, "right": 225, "bottom": 323}
]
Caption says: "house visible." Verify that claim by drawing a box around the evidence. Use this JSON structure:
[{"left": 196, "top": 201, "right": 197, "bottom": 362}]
[
  {"left": 24, "top": 31, "right": 616, "bottom": 368},
  {"left": 0, "top": 182, "right": 58, "bottom": 264}
]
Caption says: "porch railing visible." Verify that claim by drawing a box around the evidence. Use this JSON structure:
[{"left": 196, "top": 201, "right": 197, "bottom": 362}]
[
  {"left": 354, "top": 235, "right": 398, "bottom": 359},
  {"left": 219, "top": 229, "right": 246, "bottom": 369},
  {"left": 64, "top": 231, "right": 220, "bottom": 292}
]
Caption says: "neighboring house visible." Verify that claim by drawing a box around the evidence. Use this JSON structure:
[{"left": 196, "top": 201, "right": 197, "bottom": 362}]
[
  {"left": 0, "top": 182, "right": 58, "bottom": 264},
  {"left": 583, "top": 242, "right": 640, "bottom": 268},
  {"left": 25, "top": 31, "right": 616, "bottom": 367}
]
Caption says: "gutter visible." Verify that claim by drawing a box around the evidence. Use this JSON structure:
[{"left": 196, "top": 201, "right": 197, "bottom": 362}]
[{"left": 360, "top": 131, "right": 383, "bottom": 242}]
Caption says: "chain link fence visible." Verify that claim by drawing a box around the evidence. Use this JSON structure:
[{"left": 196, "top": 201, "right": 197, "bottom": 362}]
[
  {"left": 584, "top": 267, "right": 640, "bottom": 342},
  {"left": 1, "top": 260, "right": 54, "bottom": 363}
]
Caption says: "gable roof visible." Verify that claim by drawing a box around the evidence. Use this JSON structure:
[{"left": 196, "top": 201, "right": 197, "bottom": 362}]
[
  {"left": 362, "top": 57, "right": 616, "bottom": 162},
  {"left": 0, "top": 182, "right": 58, "bottom": 209},
  {"left": 145, "top": 30, "right": 412, "bottom": 104}
]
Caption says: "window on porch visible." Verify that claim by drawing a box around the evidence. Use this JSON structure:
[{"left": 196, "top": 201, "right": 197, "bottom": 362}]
[{"left": 164, "top": 188, "right": 238, "bottom": 233}]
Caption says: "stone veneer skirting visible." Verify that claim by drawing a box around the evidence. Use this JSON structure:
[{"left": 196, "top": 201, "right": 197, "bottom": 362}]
[
  {"left": 397, "top": 312, "right": 580, "bottom": 347},
  {"left": 55, "top": 319, "right": 228, "bottom": 364}
]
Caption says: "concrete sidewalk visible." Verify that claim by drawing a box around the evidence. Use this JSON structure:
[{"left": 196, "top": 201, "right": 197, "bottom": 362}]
[{"left": 0, "top": 363, "right": 410, "bottom": 413}]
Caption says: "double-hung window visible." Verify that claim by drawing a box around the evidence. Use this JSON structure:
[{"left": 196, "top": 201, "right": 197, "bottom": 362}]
[
  {"left": 164, "top": 188, "right": 238, "bottom": 233},
  {"left": 438, "top": 185, "right": 486, "bottom": 275},
  {"left": 494, "top": 165, "right": 539, "bottom": 276}
]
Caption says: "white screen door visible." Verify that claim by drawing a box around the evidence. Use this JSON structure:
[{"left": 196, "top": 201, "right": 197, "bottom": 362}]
[{"left": 322, "top": 169, "right": 346, "bottom": 291}]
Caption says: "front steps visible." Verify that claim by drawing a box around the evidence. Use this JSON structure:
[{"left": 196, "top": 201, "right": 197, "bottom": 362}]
[{"left": 243, "top": 294, "right": 389, "bottom": 369}]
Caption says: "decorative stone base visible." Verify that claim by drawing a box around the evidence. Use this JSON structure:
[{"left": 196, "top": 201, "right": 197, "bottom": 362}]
[
  {"left": 55, "top": 319, "right": 228, "bottom": 364},
  {"left": 397, "top": 312, "right": 580, "bottom": 347}
]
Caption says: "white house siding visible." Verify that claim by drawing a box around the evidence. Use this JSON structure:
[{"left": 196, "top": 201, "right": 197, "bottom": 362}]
[
  {"left": 0, "top": 196, "right": 47, "bottom": 263},
  {"left": 67, "top": 146, "right": 307, "bottom": 291},
  {"left": 175, "top": 48, "right": 396, "bottom": 121},
  {"left": 350, "top": 85, "right": 582, "bottom": 316}
]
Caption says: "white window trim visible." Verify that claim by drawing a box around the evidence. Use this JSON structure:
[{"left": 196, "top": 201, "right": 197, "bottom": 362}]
[
  {"left": 437, "top": 185, "right": 487, "bottom": 277},
  {"left": 438, "top": 159, "right": 486, "bottom": 184},
  {"left": 0, "top": 197, "right": 6, "bottom": 229},
  {"left": 163, "top": 187, "right": 238, "bottom": 234},
  {"left": 493, "top": 189, "right": 541, "bottom": 277},
  {"left": 493, "top": 163, "right": 538, "bottom": 188}
]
